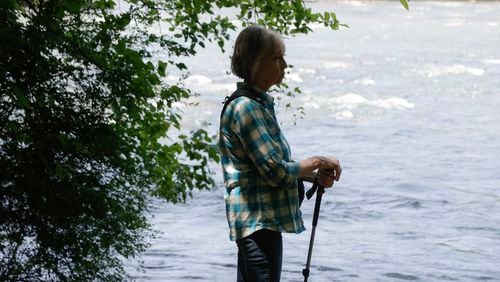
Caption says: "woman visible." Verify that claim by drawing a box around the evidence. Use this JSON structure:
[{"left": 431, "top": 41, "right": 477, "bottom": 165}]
[{"left": 219, "top": 25, "right": 342, "bottom": 282}]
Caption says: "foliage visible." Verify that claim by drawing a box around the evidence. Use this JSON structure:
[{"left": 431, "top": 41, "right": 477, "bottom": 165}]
[
  {"left": 0, "top": 0, "right": 412, "bottom": 280},
  {"left": 400, "top": 0, "right": 410, "bottom": 11}
]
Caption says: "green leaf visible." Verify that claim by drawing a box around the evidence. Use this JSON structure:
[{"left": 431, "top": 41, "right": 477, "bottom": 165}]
[
  {"left": 13, "top": 87, "right": 29, "bottom": 108},
  {"left": 158, "top": 60, "right": 167, "bottom": 77},
  {"left": 176, "top": 62, "right": 187, "bottom": 70},
  {"left": 55, "top": 164, "right": 65, "bottom": 178},
  {"left": 400, "top": 0, "right": 410, "bottom": 10}
]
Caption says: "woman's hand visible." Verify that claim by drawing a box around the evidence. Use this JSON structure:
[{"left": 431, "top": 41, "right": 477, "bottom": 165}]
[
  {"left": 299, "top": 156, "right": 342, "bottom": 187},
  {"left": 315, "top": 156, "right": 342, "bottom": 183},
  {"left": 300, "top": 171, "right": 317, "bottom": 183},
  {"left": 318, "top": 169, "right": 335, "bottom": 188}
]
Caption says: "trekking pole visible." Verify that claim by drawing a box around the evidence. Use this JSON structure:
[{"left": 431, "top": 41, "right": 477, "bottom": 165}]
[{"left": 302, "top": 181, "right": 326, "bottom": 282}]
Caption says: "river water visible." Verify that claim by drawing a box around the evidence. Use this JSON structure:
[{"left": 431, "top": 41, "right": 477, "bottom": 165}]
[{"left": 127, "top": 1, "right": 500, "bottom": 281}]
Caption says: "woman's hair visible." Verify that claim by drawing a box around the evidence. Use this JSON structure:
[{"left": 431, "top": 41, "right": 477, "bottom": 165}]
[{"left": 231, "top": 25, "right": 285, "bottom": 82}]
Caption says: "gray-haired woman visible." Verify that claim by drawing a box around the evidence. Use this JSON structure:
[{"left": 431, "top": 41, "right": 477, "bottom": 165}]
[{"left": 219, "top": 25, "right": 342, "bottom": 281}]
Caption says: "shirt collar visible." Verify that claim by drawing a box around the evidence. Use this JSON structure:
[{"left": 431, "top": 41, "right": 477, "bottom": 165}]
[{"left": 237, "top": 82, "right": 274, "bottom": 106}]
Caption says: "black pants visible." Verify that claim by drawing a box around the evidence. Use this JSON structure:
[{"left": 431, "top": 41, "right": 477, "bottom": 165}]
[{"left": 236, "top": 229, "right": 283, "bottom": 282}]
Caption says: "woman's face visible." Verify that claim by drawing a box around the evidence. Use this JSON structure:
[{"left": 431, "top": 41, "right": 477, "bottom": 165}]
[{"left": 254, "top": 44, "right": 287, "bottom": 91}]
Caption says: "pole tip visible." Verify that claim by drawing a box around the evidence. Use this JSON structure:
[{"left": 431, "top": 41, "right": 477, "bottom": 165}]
[{"left": 302, "top": 268, "right": 310, "bottom": 279}]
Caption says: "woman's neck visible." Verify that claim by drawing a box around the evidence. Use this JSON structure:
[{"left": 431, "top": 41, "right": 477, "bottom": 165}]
[{"left": 245, "top": 80, "right": 269, "bottom": 92}]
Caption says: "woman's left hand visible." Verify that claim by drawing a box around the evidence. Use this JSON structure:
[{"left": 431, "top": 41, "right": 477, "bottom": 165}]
[{"left": 318, "top": 169, "right": 335, "bottom": 188}]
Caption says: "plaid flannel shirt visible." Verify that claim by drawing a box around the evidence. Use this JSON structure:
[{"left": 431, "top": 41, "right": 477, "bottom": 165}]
[{"left": 219, "top": 82, "right": 305, "bottom": 241}]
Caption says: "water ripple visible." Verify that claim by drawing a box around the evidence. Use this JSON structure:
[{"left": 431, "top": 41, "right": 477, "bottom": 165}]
[{"left": 384, "top": 272, "right": 420, "bottom": 280}]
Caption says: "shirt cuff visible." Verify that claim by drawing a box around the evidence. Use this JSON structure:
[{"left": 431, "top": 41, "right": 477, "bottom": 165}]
[{"left": 286, "top": 161, "right": 301, "bottom": 177}]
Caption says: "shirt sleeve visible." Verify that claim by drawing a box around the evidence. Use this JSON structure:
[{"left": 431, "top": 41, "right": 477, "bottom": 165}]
[{"left": 232, "top": 98, "right": 300, "bottom": 188}]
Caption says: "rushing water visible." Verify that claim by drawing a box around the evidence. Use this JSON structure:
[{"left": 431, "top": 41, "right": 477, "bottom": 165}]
[{"left": 128, "top": 1, "right": 500, "bottom": 281}]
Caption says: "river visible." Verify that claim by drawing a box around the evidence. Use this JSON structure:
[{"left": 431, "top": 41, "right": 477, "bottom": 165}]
[{"left": 127, "top": 1, "right": 500, "bottom": 281}]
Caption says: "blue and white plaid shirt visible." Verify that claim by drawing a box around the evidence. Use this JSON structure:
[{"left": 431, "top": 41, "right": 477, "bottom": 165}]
[{"left": 219, "top": 82, "right": 305, "bottom": 241}]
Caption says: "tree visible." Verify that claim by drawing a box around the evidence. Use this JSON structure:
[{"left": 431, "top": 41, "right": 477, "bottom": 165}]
[{"left": 0, "top": 0, "right": 402, "bottom": 280}]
